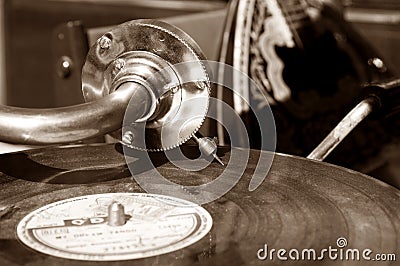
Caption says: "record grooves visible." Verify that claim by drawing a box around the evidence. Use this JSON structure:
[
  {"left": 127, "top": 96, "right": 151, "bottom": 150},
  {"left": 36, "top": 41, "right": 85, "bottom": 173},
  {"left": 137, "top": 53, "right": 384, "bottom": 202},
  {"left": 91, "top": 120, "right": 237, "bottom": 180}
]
[{"left": 0, "top": 144, "right": 399, "bottom": 265}]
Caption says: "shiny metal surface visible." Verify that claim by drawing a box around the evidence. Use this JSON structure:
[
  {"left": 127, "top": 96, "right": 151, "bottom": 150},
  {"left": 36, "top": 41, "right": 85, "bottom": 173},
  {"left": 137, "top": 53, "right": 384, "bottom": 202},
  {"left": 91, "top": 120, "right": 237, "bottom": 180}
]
[
  {"left": 308, "top": 78, "right": 400, "bottom": 161},
  {"left": 307, "top": 97, "right": 380, "bottom": 161},
  {"left": 0, "top": 84, "right": 150, "bottom": 145},
  {"left": 108, "top": 202, "right": 127, "bottom": 227},
  {"left": 0, "top": 19, "right": 210, "bottom": 148},
  {"left": 193, "top": 135, "right": 224, "bottom": 165},
  {"left": 82, "top": 19, "right": 210, "bottom": 151}
]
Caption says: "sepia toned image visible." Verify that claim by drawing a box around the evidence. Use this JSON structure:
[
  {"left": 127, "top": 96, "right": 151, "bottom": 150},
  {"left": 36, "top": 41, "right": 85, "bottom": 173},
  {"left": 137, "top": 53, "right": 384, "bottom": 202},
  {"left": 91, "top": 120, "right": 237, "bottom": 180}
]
[{"left": 0, "top": 0, "right": 399, "bottom": 265}]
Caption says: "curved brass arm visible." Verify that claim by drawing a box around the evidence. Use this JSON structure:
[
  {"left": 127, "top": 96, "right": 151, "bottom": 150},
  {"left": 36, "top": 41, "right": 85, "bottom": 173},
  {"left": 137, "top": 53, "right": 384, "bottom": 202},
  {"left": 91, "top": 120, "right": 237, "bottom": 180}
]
[
  {"left": 0, "top": 84, "right": 152, "bottom": 145},
  {"left": 0, "top": 19, "right": 210, "bottom": 148}
]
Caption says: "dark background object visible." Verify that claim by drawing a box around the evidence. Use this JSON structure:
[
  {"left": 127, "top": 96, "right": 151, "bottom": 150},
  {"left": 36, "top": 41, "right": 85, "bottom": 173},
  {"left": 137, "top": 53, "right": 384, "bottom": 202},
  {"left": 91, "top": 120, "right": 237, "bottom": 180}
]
[
  {"left": 342, "top": 0, "right": 400, "bottom": 76},
  {"left": 342, "top": 0, "right": 399, "bottom": 9},
  {"left": 4, "top": 0, "right": 399, "bottom": 108},
  {"left": 338, "top": 0, "right": 400, "bottom": 187}
]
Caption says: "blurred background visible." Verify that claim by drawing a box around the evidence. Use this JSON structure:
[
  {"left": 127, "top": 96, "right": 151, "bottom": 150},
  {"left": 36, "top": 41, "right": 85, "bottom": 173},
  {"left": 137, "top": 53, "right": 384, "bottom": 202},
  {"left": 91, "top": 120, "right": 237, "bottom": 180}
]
[{"left": 0, "top": 0, "right": 398, "bottom": 107}]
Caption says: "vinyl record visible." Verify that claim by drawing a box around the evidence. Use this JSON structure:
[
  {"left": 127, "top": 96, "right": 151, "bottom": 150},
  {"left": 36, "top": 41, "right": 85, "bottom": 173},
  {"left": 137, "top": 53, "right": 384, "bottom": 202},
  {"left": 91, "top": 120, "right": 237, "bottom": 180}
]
[{"left": 0, "top": 144, "right": 399, "bottom": 265}]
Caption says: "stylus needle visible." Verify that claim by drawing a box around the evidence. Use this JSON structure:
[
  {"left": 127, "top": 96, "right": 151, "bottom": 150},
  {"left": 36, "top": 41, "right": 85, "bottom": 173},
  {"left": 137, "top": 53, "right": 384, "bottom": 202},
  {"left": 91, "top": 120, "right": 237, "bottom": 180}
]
[
  {"left": 193, "top": 135, "right": 224, "bottom": 166},
  {"left": 213, "top": 153, "right": 225, "bottom": 166}
]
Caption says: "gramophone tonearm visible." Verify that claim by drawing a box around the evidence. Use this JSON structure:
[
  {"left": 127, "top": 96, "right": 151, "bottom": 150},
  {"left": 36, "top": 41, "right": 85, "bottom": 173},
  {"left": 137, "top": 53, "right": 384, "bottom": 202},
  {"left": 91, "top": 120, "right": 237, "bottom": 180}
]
[{"left": 0, "top": 20, "right": 212, "bottom": 153}]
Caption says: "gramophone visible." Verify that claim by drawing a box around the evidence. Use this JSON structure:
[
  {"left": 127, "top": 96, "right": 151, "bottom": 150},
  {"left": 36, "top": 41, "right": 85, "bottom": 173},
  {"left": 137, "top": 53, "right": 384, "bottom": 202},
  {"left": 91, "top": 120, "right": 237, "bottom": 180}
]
[{"left": 0, "top": 3, "right": 399, "bottom": 264}]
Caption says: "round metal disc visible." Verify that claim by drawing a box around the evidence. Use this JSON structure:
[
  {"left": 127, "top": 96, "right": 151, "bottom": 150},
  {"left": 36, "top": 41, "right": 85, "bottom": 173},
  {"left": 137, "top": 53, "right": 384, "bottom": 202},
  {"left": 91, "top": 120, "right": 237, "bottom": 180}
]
[{"left": 81, "top": 19, "right": 210, "bottom": 151}]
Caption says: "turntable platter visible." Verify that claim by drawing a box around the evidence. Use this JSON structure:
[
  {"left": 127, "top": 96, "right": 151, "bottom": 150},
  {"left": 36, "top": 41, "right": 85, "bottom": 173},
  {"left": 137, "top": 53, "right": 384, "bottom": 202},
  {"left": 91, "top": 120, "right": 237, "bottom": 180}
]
[{"left": 0, "top": 144, "right": 399, "bottom": 265}]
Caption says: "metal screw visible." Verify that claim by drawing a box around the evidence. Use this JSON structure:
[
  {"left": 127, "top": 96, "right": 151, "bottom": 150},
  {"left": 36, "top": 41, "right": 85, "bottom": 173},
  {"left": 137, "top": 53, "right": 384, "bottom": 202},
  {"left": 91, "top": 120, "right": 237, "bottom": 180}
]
[
  {"left": 122, "top": 131, "right": 134, "bottom": 144},
  {"left": 56, "top": 56, "right": 73, "bottom": 79},
  {"left": 195, "top": 80, "right": 208, "bottom": 91},
  {"left": 171, "top": 86, "right": 180, "bottom": 94},
  {"left": 369, "top": 57, "right": 386, "bottom": 71},
  {"left": 114, "top": 58, "right": 125, "bottom": 71},
  {"left": 98, "top": 36, "right": 111, "bottom": 50},
  {"left": 165, "top": 84, "right": 180, "bottom": 94}
]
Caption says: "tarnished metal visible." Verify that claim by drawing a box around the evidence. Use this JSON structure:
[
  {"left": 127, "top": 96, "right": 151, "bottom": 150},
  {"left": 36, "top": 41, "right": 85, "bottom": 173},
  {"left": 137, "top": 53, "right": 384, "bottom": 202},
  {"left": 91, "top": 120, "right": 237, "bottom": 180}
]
[
  {"left": 108, "top": 202, "right": 126, "bottom": 227},
  {"left": 0, "top": 19, "right": 210, "bottom": 148},
  {"left": 307, "top": 97, "right": 381, "bottom": 161},
  {"left": 193, "top": 135, "right": 224, "bottom": 165},
  {"left": 0, "top": 84, "right": 152, "bottom": 145},
  {"left": 308, "top": 78, "right": 400, "bottom": 161},
  {"left": 82, "top": 19, "right": 210, "bottom": 151}
]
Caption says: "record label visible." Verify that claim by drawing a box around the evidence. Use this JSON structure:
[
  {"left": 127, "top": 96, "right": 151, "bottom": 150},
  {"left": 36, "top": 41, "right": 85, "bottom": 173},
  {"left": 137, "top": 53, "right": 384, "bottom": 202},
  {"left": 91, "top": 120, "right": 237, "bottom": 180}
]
[{"left": 16, "top": 193, "right": 213, "bottom": 261}]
